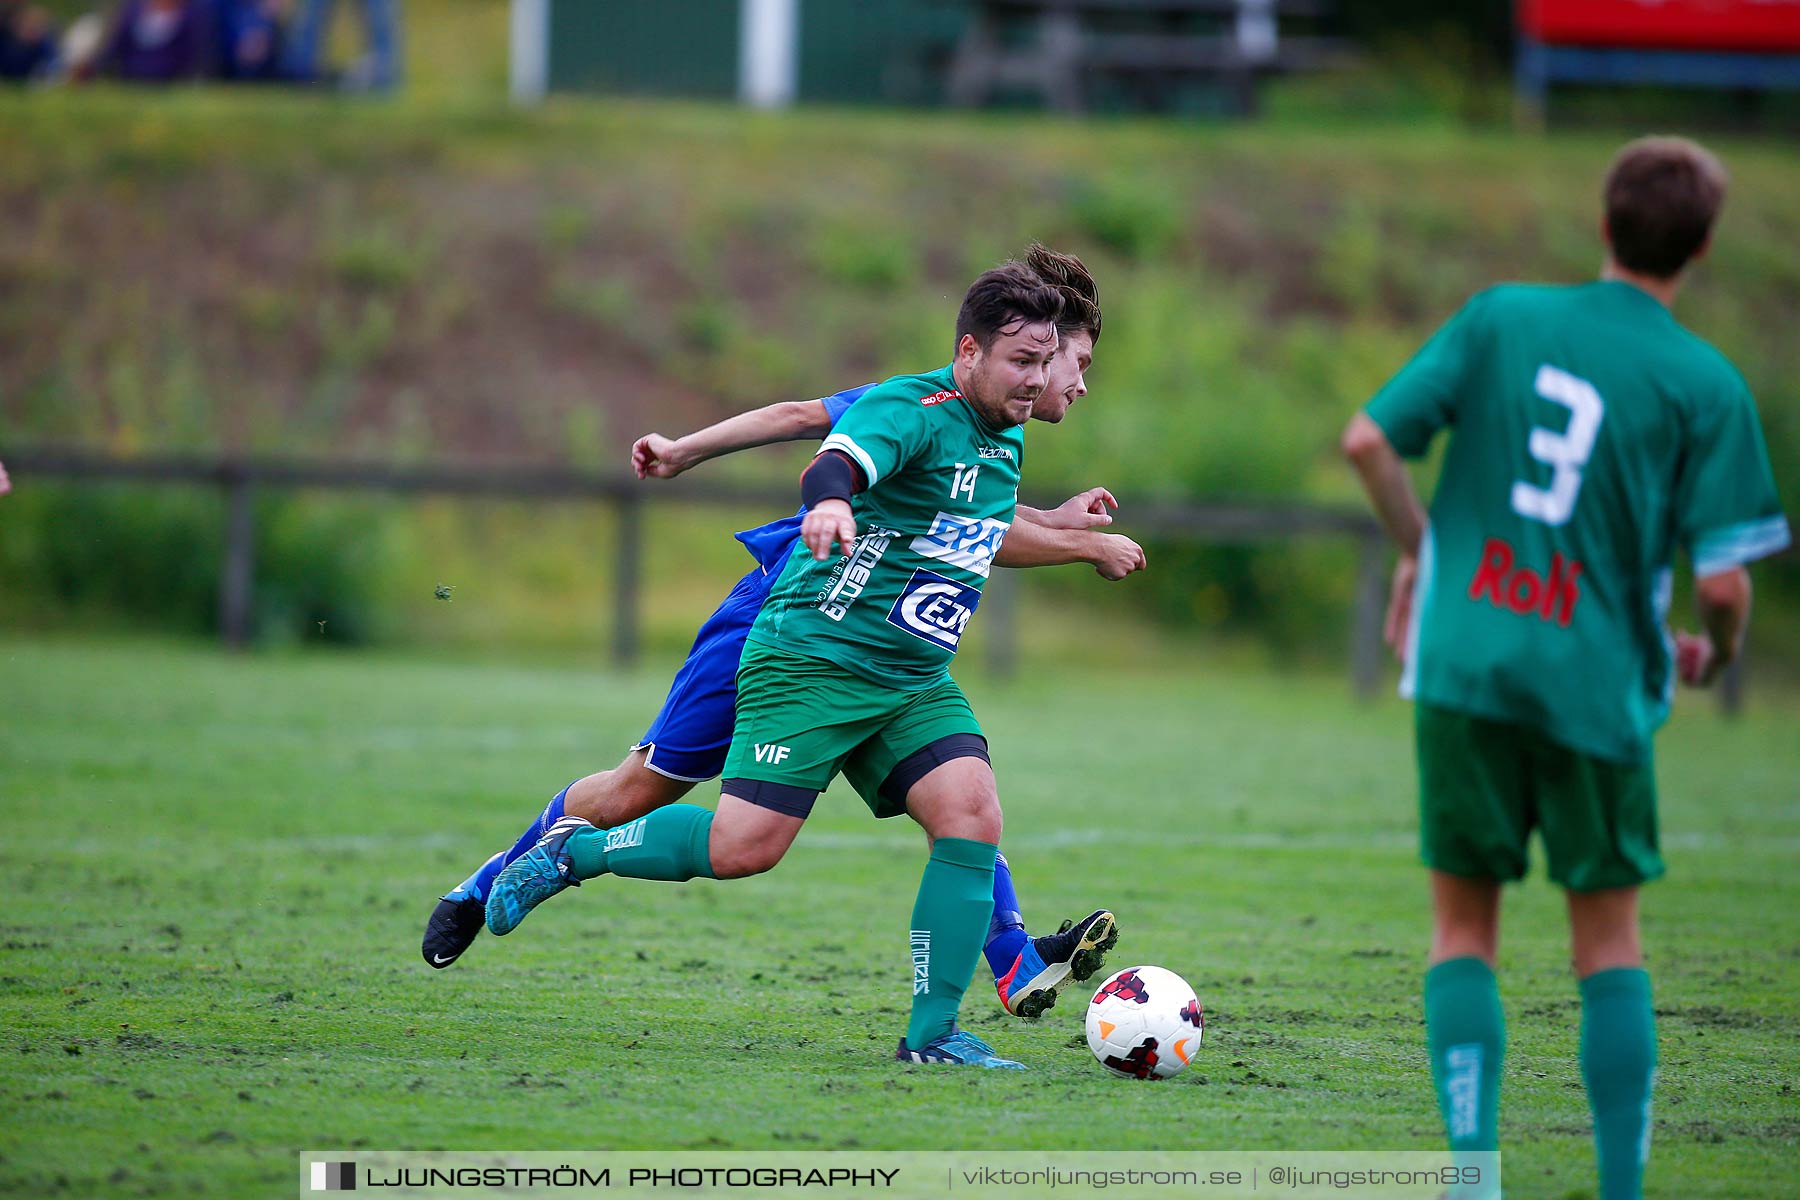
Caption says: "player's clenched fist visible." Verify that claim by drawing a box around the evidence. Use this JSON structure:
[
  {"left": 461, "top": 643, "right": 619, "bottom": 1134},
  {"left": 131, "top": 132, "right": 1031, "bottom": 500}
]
[
  {"left": 631, "top": 433, "right": 694, "bottom": 480},
  {"left": 1674, "top": 630, "right": 1718, "bottom": 687},
  {"left": 801, "top": 498, "right": 857, "bottom": 560},
  {"left": 1091, "top": 534, "right": 1146, "bottom": 581}
]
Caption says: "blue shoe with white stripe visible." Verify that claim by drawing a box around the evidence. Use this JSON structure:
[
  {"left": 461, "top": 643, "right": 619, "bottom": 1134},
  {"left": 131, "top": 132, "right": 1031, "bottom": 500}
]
[
  {"left": 484, "top": 816, "right": 591, "bottom": 935},
  {"left": 894, "top": 1028, "right": 1026, "bottom": 1070},
  {"left": 995, "top": 910, "right": 1118, "bottom": 1019}
]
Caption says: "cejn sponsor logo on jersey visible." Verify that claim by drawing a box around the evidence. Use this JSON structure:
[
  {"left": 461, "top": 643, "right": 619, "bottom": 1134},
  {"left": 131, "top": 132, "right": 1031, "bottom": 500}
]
[
  {"left": 817, "top": 526, "right": 897, "bottom": 621},
  {"left": 1468, "top": 536, "right": 1583, "bottom": 626},
  {"left": 886, "top": 568, "right": 981, "bottom": 651},
  {"left": 910, "top": 511, "right": 1010, "bottom": 578},
  {"left": 919, "top": 389, "right": 961, "bottom": 407}
]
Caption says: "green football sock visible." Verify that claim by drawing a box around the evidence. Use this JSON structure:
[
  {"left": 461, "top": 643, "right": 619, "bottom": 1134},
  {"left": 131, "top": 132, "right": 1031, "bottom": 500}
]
[
  {"left": 904, "top": 837, "right": 997, "bottom": 1051},
  {"left": 1580, "top": 967, "right": 1656, "bottom": 1200},
  {"left": 1425, "top": 957, "right": 1505, "bottom": 1158},
  {"left": 564, "top": 805, "right": 717, "bottom": 882}
]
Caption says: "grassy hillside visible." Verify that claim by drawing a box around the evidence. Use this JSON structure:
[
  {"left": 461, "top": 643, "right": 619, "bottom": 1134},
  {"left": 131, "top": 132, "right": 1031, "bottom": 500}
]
[{"left": 1, "top": 67, "right": 1795, "bottom": 662}]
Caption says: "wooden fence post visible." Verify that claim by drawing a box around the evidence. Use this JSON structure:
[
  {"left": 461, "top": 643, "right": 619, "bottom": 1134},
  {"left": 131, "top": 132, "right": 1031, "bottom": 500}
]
[
  {"left": 218, "top": 463, "right": 256, "bottom": 650},
  {"left": 1719, "top": 656, "right": 1744, "bottom": 716},
  {"left": 613, "top": 490, "right": 643, "bottom": 668}
]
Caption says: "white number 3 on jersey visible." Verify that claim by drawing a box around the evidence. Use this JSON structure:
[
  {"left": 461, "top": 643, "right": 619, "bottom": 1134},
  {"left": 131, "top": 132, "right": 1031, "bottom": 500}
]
[{"left": 1511, "top": 364, "right": 1605, "bottom": 527}]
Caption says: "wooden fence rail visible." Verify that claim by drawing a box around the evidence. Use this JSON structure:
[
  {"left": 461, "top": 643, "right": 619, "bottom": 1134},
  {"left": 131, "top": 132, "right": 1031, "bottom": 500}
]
[{"left": 3, "top": 447, "right": 1743, "bottom": 709}]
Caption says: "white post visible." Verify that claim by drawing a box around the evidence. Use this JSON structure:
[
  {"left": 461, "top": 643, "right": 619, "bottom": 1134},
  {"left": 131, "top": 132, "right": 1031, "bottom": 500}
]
[
  {"left": 1236, "top": 0, "right": 1277, "bottom": 64},
  {"left": 739, "top": 0, "right": 799, "bottom": 109},
  {"left": 510, "top": 0, "right": 550, "bottom": 105}
]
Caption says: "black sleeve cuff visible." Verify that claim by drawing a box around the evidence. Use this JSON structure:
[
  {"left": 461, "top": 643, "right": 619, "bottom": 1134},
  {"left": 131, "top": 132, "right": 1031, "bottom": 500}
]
[{"left": 801, "top": 449, "right": 863, "bottom": 509}]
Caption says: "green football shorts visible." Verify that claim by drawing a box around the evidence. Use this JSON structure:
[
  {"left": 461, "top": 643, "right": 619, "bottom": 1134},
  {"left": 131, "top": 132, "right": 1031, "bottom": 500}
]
[
  {"left": 722, "top": 640, "right": 986, "bottom": 820},
  {"left": 1415, "top": 702, "right": 1664, "bottom": 892}
]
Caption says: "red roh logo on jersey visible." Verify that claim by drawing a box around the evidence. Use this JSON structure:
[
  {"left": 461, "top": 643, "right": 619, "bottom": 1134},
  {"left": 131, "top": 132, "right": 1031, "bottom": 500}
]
[
  {"left": 1468, "top": 537, "right": 1583, "bottom": 627},
  {"left": 919, "top": 389, "right": 962, "bottom": 407}
]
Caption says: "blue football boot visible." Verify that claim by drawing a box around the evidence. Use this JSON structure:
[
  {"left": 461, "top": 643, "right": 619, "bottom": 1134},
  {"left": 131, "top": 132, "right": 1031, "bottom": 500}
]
[
  {"left": 894, "top": 1028, "right": 1026, "bottom": 1070},
  {"left": 484, "top": 816, "right": 592, "bottom": 935},
  {"left": 995, "top": 909, "right": 1118, "bottom": 1019}
]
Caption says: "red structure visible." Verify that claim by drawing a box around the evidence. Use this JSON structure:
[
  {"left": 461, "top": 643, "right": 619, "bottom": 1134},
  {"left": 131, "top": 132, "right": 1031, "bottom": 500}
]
[
  {"left": 1516, "top": 0, "right": 1800, "bottom": 113},
  {"left": 1521, "top": 0, "right": 1800, "bottom": 52}
]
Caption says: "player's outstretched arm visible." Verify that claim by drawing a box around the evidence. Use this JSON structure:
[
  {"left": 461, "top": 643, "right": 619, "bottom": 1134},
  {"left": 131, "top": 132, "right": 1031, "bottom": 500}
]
[
  {"left": 996, "top": 522, "right": 1146, "bottom": 580},
  {"left": 632, "top": 400, "right": 832, "bottom": 479},
  {"left": 1675, "top": 566, "right": 1752, "bottom": 687},
  {"left": 1016, "top": 487, "right": 1117, "bottom": 530}
]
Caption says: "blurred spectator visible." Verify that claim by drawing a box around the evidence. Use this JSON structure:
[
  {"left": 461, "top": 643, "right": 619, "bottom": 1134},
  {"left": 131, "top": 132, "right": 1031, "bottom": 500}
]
[
  {"left": 0, "top": 457, "right": 10, "bottom": 497},
  {"left": 60, "top": 13, "right": 111, "bottom": 79},
  {"left": 87, "top": 0, "right": 217, "bottom": 83},
  {"left": 281, "top": 0, "right": 399, "bottom": 91},
  {"left": 217, "top": 0, "right": 289, "bottom": 81},
  {"left": 0, "top": 0, "right": 58, "bottom": 82}
]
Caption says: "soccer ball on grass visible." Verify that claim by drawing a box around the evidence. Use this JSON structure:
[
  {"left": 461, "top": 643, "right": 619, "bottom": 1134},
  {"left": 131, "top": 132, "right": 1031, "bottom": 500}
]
[{"left": 1085, "top": 965, "right": 1203, "bottom": 1080}]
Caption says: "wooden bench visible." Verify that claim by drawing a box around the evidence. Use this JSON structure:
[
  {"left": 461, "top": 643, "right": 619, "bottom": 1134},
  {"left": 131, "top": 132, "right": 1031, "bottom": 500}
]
[{"left": 943, "top": 0, "right": 1347, "bottom": 115}]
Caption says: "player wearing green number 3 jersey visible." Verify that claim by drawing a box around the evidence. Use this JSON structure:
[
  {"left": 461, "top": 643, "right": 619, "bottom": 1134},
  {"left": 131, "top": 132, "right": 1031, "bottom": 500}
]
[{"left": 1344, "top": 137, "right": 1788, "bottom": 1200}]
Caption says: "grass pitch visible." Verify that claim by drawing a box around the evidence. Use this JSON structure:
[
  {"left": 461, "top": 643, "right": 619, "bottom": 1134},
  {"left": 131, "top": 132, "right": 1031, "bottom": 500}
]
[{"left": 1, "top": 636, "right": 1795, "bottom": 1197}]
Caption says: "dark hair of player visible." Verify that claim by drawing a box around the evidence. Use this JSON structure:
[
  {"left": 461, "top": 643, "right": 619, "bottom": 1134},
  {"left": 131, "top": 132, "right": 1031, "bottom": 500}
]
[
  {"left": 954, "top": 263, "right": 1066, "bottom": 353},
  {"left": 1023, "top": 242, "right": 1102, "bottom": 346},
  {"left": 1603, "top": 137, "right": 1728, "bottom": 280}
]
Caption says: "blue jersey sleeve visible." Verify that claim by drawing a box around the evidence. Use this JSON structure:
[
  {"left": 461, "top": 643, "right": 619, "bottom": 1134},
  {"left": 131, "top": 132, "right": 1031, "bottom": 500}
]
[
  {"left": 733, "top": 383, "right": 876, "bottom": 572},
  {"left": 821, "top": 384, "right": 874, "bottom": 430}
]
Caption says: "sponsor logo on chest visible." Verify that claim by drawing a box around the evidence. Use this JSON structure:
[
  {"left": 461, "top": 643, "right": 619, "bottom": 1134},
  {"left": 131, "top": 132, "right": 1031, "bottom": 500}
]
[
  {"left": 977, "top": 446, "right": 1013, "bottom": 460},
  {"left": 911, "top": 511, "right": 1011, "bottom": 578},
  {"left": 886, "top": 568, "right": 982, "bottom": 651}
]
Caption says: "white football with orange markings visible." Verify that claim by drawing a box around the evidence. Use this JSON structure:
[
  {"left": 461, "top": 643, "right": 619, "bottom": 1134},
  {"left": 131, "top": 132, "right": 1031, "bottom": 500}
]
[{"left": 1085, "top": 965, "right": 1203, "bottom": 1080}]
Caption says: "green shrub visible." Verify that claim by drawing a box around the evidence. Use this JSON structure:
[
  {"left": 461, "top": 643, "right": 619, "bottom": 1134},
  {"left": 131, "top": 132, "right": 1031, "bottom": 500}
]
[
  {"left": 1069, "top": 174, "right": 1182, "bottom": 261},
  {"left": 808, "top": 220, "right": 918, "bottom": 290},
  {"left": 0, "top": 485, "right": 389, "bottom": 645}
]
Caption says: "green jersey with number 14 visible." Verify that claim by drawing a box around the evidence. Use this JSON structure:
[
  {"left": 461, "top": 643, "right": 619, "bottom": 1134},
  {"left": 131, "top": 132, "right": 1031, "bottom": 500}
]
[
  {"left": 1367, "top": 281, "right": 1788, "bottom": 764},
  {"left": 748, "top": 364, "right": 1023, "bottom": 690}
]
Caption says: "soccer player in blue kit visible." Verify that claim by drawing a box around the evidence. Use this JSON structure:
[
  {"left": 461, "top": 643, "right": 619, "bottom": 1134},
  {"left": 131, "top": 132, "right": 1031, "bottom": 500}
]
[{"left": 423, "top": 245, "right": 1142, "bottom": 1021}]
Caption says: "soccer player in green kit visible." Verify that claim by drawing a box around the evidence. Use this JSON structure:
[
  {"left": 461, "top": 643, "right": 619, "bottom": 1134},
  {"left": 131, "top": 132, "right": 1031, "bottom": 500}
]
[
  {"left": 1343, "top": 137, "right": 1788, "bottom": 1199},
  {"left": 485, "top": 262, "right": 1067, "bottom": 1069}
]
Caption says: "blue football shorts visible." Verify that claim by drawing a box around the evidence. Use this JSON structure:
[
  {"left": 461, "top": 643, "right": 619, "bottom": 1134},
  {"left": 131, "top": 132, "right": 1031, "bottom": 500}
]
[{"left": 632, "top": 562, "right": 780, "bottom": 782}]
